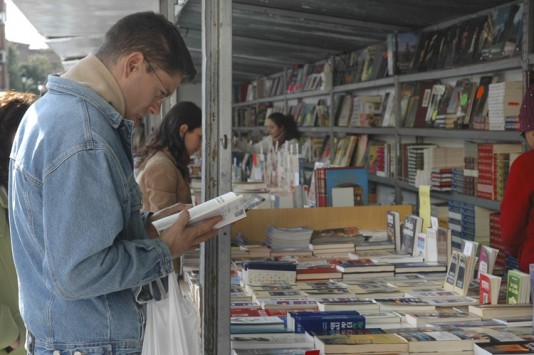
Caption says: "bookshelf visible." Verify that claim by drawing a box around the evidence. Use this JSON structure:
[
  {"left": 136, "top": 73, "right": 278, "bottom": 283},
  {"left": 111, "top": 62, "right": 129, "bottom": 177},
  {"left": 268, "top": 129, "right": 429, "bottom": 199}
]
[{"left": 231, "top": 0, "right": 528, "bottom": 214}]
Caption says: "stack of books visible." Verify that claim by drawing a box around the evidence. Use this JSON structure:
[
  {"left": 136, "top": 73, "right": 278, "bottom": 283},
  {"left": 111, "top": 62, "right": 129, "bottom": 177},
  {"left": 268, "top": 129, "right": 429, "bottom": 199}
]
[{"left": 265, "top": 225, "right": 314, "bottom": 251}]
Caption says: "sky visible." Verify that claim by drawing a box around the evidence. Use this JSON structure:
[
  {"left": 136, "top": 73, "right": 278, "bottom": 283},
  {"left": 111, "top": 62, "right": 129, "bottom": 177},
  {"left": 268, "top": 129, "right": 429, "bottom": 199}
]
[{"left": 4, "top": 0, "right": 48, "bottom": 49}]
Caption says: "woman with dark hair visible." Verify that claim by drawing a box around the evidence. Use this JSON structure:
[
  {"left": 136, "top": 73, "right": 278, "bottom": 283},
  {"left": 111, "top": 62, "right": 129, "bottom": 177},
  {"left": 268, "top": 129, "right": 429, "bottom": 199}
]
[
  {"left": 0, "top": 91, "right": 37, "bottom": 355},
  {"left": 136, "top": 101, "right": 202, "bottom": 211},
  {"left": 247, "top": 112, "right": 301, "bottom": 154}
]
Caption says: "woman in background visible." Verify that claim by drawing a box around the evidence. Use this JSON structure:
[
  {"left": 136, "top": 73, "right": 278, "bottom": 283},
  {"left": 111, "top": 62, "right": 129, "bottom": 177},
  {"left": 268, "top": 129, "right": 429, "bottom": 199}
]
[
  {"left": 237, "top": 112, "right": 301, "bottom": 154},
  {"left": 0, "top": 91, "right": 37, "bottom": 355},
  {"left": 501, "top": 84, "right": 534, "bottom": 273},
  {"left": 136, "top": 101, "right": 202, "bottom": 212}
]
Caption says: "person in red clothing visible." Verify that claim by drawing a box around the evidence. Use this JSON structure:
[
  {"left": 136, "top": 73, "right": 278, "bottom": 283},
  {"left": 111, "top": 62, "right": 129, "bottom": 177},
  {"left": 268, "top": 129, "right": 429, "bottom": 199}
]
[{"left": 500, "top": 84, "right": 534, "bottom": 273}]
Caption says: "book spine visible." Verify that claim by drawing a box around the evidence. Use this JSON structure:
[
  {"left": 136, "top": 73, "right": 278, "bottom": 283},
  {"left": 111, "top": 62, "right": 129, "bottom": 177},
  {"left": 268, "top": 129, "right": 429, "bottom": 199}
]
[{"left": 293, "top": 315, "right": 366, "bottom": 333}]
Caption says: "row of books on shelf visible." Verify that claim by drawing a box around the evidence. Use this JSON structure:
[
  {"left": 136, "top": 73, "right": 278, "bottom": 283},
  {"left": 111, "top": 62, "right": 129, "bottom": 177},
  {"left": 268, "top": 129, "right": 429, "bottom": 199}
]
[
  {"left": 236, "top": 74, "right": 523, "bottom": 131},
  {"left": 398, "top": 78, "right": 523, "bottom": 131},
  {"left": 233, "top": 60, "right": 333, "bottom": 103},
  {"left": 393, "top": 2, "right": 523, "bottom": 75},
  {"left": 236, "top": 135, "right": 520, "bottom": 207},
  {"left": 233, "top": 2, "right": 523, "bottom": 105},
  {"left": 319, "top": 76, "right": 523, "bottom": 131},
  {"left": 397, "top": 140, "right": 521, "bottom": 201}
]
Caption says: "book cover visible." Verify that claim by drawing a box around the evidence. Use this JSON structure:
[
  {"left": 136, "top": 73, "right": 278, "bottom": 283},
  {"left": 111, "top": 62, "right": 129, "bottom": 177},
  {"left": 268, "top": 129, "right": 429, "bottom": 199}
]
[
  {"left": 479, "top": 272, "right": 501, "bottom": 305},
  {"left": 324, "top": 167, "right": 368, "bottom": 206},
  {"left": 400, "top": 215, "right": 423, "bottom": 255},
  {"left": 414, "top": 232, "right": 427, "bottom": 259},
  {"left": 477, "top": 245, "right": 499, "bottom": 279},
  {"left": 444, "top": 250, "right": 460, "bottom": 291},
  {"left": 507, "top": 269, "right": 531, "bottom": 304},
  {"left": 396, "top": 31, "right": 420, "bottom": 74}
]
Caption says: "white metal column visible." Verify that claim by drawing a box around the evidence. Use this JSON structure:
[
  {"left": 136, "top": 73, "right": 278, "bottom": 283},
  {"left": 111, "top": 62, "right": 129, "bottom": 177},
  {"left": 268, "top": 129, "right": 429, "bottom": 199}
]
[{"left": 200, "top": 0, "right": 233, "bottom": 353}]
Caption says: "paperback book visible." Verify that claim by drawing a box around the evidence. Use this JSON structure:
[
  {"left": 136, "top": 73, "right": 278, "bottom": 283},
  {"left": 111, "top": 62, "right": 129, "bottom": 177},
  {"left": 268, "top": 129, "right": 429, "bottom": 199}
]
[
  {"left": 400, "top": 215, "right": 423, "bottom": 255},
  {"left": 152, "top": 191, "right": 245, "bottom": 231}
]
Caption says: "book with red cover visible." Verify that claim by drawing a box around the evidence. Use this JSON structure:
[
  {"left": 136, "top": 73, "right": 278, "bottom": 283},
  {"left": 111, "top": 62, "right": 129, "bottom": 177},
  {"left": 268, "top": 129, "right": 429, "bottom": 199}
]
[
  {"left": 479, "top": 272, "right": 501, "bottom": 305},
  {"left": 296, "top": 265, "right": 343, "bottom": 281},
  {"left": 315, "top": 167, "right": 327, "bottom": 207}
]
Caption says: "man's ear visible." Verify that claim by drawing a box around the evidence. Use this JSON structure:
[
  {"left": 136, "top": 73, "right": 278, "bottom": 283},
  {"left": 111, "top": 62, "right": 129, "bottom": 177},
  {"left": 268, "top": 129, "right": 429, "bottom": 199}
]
[{"left": 124, "top": 52, "right": 145, "bottom": 78}]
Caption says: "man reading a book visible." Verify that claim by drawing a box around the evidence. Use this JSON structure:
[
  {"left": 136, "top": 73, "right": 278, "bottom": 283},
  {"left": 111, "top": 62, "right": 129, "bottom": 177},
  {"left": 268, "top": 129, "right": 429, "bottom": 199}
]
[
  {"left": 8, "top": 12, "right": 222, "bottom": 354},
  {"left": 501, "top": 84, "right": 534, "bottom": 273}
]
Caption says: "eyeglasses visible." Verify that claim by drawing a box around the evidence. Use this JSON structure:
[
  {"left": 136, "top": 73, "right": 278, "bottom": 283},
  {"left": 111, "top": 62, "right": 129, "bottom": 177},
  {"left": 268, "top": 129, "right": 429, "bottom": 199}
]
[{"left": 145, "top": 59, "right": 172, "bottom": 103}]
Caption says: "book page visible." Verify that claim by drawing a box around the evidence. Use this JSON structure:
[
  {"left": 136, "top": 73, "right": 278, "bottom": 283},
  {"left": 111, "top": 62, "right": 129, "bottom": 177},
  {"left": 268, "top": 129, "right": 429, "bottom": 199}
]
[{"left": 152, "top": 192, "right": 245, "bottom": 232}]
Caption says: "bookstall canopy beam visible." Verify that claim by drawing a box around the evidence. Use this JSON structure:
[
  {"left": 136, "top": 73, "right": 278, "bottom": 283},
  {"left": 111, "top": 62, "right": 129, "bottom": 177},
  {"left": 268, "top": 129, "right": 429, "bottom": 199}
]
[
  {"left": 233, "top": 2, "right": 412, "bottom": 34},
  {"left": 11, "top": 0, "right": 515, "bottom": 84}
]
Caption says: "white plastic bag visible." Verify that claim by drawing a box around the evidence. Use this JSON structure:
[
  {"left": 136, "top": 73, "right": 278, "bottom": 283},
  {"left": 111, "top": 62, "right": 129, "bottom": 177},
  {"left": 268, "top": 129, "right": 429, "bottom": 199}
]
[{"left": 142, "top": 271, "right": 201, "bottom": 355}]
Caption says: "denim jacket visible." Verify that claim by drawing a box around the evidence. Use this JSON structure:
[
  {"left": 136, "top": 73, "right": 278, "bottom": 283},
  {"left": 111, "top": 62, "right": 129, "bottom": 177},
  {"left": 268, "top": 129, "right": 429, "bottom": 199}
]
[{"left": 9, "top": 74, "right": 174, "bottom": 353}]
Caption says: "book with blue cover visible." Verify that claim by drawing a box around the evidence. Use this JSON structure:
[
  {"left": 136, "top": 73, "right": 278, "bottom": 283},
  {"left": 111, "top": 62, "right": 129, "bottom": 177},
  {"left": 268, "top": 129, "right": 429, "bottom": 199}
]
[
  {"left": 324, "top": 167, "right": 368, "bottom": 206},
  {"left": 288, "top": 310, "right": 366, "bottom": 334}
]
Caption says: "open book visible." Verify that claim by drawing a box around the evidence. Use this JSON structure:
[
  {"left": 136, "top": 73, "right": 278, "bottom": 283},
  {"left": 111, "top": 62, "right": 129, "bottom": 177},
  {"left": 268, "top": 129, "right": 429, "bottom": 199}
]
[{"left": 151, "top": 191, "right": 246, "bottom": 232}]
